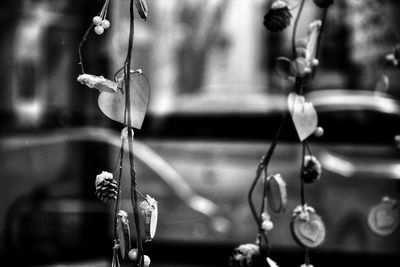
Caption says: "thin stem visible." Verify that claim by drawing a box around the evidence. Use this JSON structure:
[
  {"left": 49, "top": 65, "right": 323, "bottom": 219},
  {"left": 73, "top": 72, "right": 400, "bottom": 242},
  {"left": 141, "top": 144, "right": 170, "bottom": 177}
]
[
  {"left": 291, "top": 0, "right": 306, "bottom": 58},
  {"left": 125, "top": 1, "right": 144, "bottom": 267},
  {"left": 313, "top": 7, "right": 328, "bottom": 78},
  {"left": 248, "top": 111, "right": 287, "bottom": 250},
  {"left": 78, "top": 22, "right": 94, "bottom": 74},
  {"left": 113, "top": 140, "right": 125, "bottom": 239},
  {"left": 300, "top": 141, "right": 306, "bottom": 206},
  {"left": 304, "top": 247, "right": 310, "bottom": 265}
]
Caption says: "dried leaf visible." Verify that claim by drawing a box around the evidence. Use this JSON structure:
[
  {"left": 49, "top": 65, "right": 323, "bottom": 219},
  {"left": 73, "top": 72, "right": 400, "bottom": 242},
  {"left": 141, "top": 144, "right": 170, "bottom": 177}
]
[
  {"left": 288, "top": 93, "right": 318, "bottom": 141},
  {"left": 98, "top": 70, "right": 150, "bottom": 129},
  {"left": 135, "top": 0, "right": 148, "bottom": 20}
]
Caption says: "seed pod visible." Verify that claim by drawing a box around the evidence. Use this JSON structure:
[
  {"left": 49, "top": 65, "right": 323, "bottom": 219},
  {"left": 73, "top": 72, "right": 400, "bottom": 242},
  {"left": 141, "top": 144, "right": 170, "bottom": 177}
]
[
  {"left": 135, "top": 0, "right": 148, "bottom": 20},
  {"left": 263, "top": 1, "right": 292, "bottom": 32},
  {"left": 301, "top": 155, "right": 322, "bottom": 183}
]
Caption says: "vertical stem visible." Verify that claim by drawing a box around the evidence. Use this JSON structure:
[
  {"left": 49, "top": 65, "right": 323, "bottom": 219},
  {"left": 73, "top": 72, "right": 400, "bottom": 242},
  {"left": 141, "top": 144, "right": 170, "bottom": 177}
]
[
  {"left": 291, "top": 0, "right": 306, "bottom": 58},
  {"left": 125, "top": 0, "right": 144, "bottom": 266},
  {"left": 313, "top": 7, "right": 328, "bottom": 78},
  {"left": 114, "top": 141, "right": 125, "bottom": 239},
  {"left": 300, "top": 141, "right": 306, "bottom": 206}
]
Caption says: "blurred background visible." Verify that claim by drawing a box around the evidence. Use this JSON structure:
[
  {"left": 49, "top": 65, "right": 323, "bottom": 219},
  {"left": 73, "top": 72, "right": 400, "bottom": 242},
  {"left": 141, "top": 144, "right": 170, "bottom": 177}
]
[{"left": 1, "top": 0, "right": 400, "bottom": 266}]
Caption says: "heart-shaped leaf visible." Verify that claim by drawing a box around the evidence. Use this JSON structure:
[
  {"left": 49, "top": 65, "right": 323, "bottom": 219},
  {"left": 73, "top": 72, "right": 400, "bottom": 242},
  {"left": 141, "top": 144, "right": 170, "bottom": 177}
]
[
  {"left": 299, "top": 220, "right": 323, "bottom": 242},
  {"left": 291, "top": 210, "right": 326, "bottom": 248},
  {"left": 376, "top": 209, "right": 395, "bottom": 228},
  {"left": 287, "top": 93, "right": 318, "bottom": 141},
  {"left": 98, "top": 71, "right": 150, "bottom": 129}
]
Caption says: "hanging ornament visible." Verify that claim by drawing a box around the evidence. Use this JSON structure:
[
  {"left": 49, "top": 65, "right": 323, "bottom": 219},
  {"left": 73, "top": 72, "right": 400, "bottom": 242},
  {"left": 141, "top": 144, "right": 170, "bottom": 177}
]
[
  {"left": 301, "top": 155, "right": 322, "bottom": 184},
  {"left": 95, "top": 171, "right": 118, "bottom": 203},
  {"left": 117, "top": 210, "right": 131, "bottom": 259},
  {"left": 263, "top": 1, "right": 292, "bottom": 32},
  {"left": 98, "top": 69, "right": 150, "bottom": 129},
  {"left": 368, "top": 197, "right": 400, "bottom": 236},
  {"left": 313, "top": 0, "right": 334, "bottom": 9},
  {"left": 266, "top": 173, "right": 287, "bottom": 212},
  {"left": 229, "top": 243, "right": 262, "bottom": 267},
  {"left": 139, "top": 195, "right": 158, "bottom": 242},
  {"left": 288, "top": 93, "right": 318, "bottom": 142},
  {"left": 291, "top": 205, "right": 326, "bottom": 248},
  {"left": 77, "top": 74, "right": 118, "bottom": 93}
]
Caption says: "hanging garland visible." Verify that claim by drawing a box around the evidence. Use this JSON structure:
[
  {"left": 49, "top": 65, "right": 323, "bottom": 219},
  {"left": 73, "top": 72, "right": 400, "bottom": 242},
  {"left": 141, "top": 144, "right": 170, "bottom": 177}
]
[
  {"left": 76, "top": 1, "right": 154, "bottom": 267},
  {"left": 230, "top": 1, "right": 333, "bottom": 267}
]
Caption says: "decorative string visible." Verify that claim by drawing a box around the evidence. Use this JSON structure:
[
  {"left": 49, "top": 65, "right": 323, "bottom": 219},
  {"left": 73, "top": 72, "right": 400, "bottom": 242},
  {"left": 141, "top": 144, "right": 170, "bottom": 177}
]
[
  {"left": 248, "top": 111, "right": 287, "bottom": 253},
  {"left": 124, "top": 1, "right": 144, "bottom": 266},
  {"left": 113, "top": 140, "right": 125, "bottom": 239},
  {"left": 78, "top": 22, "right": 94, "bottom": 74},
  {"left": 300, "top": 141, "right": 306, "bottom": 206}
]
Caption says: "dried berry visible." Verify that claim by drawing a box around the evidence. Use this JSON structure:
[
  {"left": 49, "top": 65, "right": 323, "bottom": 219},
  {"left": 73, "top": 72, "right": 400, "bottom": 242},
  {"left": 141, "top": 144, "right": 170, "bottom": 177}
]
[
  {"left": 263, "top": 1, "right": 292, "bottom": 32},
  {"left": 313, "top": 0, "right": 334, "bottom": 8},
  {"left": 95, "top": 171, "right": 118, "bottom": 202},
  {"left": 301, "top": 155, "right": 322, "bottom": 183}
]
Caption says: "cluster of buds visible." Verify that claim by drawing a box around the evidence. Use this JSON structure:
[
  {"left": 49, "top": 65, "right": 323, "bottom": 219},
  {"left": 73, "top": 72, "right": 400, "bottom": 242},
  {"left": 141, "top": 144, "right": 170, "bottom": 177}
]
[
  {"left": 128, "top": 248, "right": 151, "bottom": 267},
  {"left": 93, "top": 15, "right": 111, "bottom": 35},
  {"left": 260, "top": 212, "right": 274, "bottom": 234},
  {"left": 92, "top": 0, "right": 111, "bottom": 35}
]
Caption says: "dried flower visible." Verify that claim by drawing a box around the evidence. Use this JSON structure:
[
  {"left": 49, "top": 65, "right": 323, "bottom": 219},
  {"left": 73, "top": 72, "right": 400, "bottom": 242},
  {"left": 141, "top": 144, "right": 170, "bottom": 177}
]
[
  {"left": 313, "top": 0, "right": 334, "bottom": 9},
  {"left": 263, "top": 1, "right": 292, "bottom": 32},
  {"left": 229, "top": 244, "right": 261, "bottom": 267},
  {"left": 293, "top": 20, "right": 321, "bottom": 77},
  {"left": 301, "top": 155, "right": 322, "bottom": 183},
  {"left": 386, "top": 44, "right": 400, "bottom": 68}
]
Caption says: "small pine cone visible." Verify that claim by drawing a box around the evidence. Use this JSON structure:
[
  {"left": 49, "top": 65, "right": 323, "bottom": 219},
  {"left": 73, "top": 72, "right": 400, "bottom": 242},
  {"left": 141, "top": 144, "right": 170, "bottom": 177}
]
[
  {"left": 95, "top": 171, "right": 118, "bottom": 203},
  {"left": 301, "top": 155, "right": 322, "bottom": 183},
  {"left": 313, "top": 0, "right": 334, "bottom": 8},
  {"left": 263, "top": 1, "right": 292, "bottom": 32}
]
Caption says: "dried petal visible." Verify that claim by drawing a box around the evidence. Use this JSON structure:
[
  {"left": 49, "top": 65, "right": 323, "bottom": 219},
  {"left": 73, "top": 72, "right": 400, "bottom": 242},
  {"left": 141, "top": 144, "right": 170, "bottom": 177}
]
[{"left": 135, "top": 0, "right": 148, "bottom": 20}]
